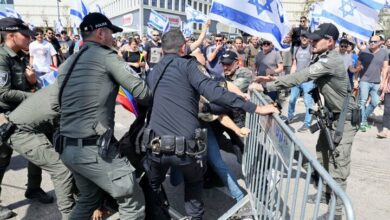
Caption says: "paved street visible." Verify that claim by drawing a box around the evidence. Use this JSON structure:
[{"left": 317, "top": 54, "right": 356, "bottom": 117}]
[{"left": 1, "top": 100, "right": 389, "bottom": 219}]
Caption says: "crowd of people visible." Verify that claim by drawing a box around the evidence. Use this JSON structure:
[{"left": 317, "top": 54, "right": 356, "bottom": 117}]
[{"left": 0, "top": 11, "right": 388, "bottom": 220}]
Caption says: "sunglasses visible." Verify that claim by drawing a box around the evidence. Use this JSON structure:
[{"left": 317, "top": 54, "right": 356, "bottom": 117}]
[
  {"left": 369, "top": 40, "right": 378, "bottom": 44},
  {"left": 262, "top": 42, "right": 271, "bottom": 46},
  {"left": 300, "top": 20, "right": 306, "bottom": 22},
  {"left": 153, "top": 34, "right": 159, "bottom": 36},
  {"left": 35, "top": 33, "right": 43, "bottom": 36},
  {"left": 215, "top": 39, "right": 223, "bottom": 42},
  {"left": 340, "top": 45, "right": 348, "bottom": 48}
]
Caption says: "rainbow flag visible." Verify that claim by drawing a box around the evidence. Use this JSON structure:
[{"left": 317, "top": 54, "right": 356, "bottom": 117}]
[{"left": 116, "top": 87, "right": 139, "bottom": 117}]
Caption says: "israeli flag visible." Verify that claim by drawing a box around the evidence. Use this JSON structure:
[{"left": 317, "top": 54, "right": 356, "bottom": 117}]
[
  {"left": 308, "top": 1, "right": 322, "bottom": 31},
  {"left": 0, "top": 11, "right": 6, "bottom": 19},
  {"left": 148, "top": 10, "right": 170, "bottom": 33},
  {"left": 146, "top": 26, "right": 154, "bottom": 40},
  {"left": 209, "top": 0, "right": 290, "bottom": 51},
  {"left": 5, "top": 7, "right": 22, "bottom": 19},
  {"left": 70, "top": 0, "right": 89, "bottom": 26},
  {"left": 320, "top": 0, "right": 385, "bottom": 41},
  {"left": 185, "top": 5, "right": 207, "bottom": 23},
  {"left": 182, "top": 22, "right": 193, "bottom": 38}
]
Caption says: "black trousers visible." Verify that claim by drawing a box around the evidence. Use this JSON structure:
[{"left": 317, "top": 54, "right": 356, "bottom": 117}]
[{"left": 143, "top": 153, "right": 205, "bottom": 220}]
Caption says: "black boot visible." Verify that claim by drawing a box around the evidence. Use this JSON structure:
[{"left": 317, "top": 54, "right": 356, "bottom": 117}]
[{"left": 24, "top": 188, "right": 54, "bottom": 204}]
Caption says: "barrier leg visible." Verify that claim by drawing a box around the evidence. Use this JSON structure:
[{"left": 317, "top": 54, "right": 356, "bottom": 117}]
[{"left": 218, "top": 195, "right": 250, "bottom": 220}]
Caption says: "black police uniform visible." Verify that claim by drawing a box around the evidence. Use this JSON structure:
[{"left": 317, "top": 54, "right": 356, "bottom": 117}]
[{"left": 144, "top": 54, "right": 256, "bottom": 219}]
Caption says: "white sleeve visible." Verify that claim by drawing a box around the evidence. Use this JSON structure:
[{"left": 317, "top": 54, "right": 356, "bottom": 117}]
[{"left": 49, "top": 43, "right": 57, "bottom": 56}]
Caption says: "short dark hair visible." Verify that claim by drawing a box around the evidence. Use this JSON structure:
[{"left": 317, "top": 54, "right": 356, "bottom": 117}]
[
  {"left": 162, "top": 29, "right": 185, "bottom": 53},
  {"left": 46, "top": 27, "right": 54, "bottom": 33},
  {"left": 300, "top": 16, "right": 307, "bottom": 20},
  {"left": 215, "top": 34, "right": 223, "bottom": 39},
  {"left": 61, "top": 30, "right": 67, "bottom": 35},
  {"left": 34, "top": 28, "right": 44, "bottom": 35},
  {"left": 235, "top": 36, "right": 243, "bottom": 43}
]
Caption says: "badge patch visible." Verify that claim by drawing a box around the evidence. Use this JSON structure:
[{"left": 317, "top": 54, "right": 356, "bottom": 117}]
[
  {"left": 197, "top": 65, "right": 210, "bottom": 78},
  {"left": 124, "top": 64, "right": 140, "bottom": 78},
  {"left": 0, "top": 72, "right": 8, "bottom": 86},
  {"left": 309, "top": 63, "right": 322, "bottom": 74}
]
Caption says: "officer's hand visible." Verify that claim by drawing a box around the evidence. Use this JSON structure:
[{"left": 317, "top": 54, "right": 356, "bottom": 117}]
[
  {"left": 243, "top": 93, "right": 251, "bottom": 101},
  {"left": 255, "top": 104, "right": 280, "bottom": 115},
  {"left": 248, "top": 82, "right": 264, "bottom": 92},
  {"left": 236, "top": 127, "right": 251, "bottom": 138},
  {"left": 254, "top": 75, "right": 275, "bottom": 83},
  {"left": 25, "top": 65, "right": 37, "bottom": 85},
  {"left": 91, "top": 208, "right": 103, "bottom": 220}
]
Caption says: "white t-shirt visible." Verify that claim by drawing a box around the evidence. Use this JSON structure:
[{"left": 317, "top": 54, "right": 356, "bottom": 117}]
[{"left": 29, "top": 40, "right": 57, "bottom": 73}]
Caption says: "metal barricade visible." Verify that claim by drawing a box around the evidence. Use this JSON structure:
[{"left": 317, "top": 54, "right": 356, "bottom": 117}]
[{"left": 219, "top": 91, "right": 355, "bottom": 220}]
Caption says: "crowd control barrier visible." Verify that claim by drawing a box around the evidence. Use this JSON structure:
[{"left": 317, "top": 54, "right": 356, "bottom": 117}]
[{"left": 219, "top": 91, "right": 355, "bottom": 220}]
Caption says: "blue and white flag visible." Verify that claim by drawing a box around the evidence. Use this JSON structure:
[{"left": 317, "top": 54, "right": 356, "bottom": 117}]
[
  {"left": 209, "top": 0, "right": 290, "bottom": 51},
  {"left": 95, "top": 4, "right": 105, "bottom": 14},
  {"left": 5, "top": 7, "right": 22, "bottom": 19},
  {"left": 70, "top": 0, "right": 89, "bottom": 26},
  {"left": 146, "top": 26, "right": 154, "bottom": 40},
  {"left": 185, "top": 5, "right": 207, "bottom": 23},
  {"left": 320, "top": 0, "right": 385, "bottom": 41},
  {"left": 308, "top": 1, "right": 322, "bottom": 31},
  {"left": 182, "top": 22, "right": 193, "bottom": 38},
  {"left": 0, "top": 11, "right": 6, "bottom": 19},
  {"left": 148, "top": 10, "right": 170, "bottom": 33}
]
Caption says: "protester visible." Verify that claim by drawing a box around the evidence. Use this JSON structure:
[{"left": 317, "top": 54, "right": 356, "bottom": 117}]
[
  {"left": 59, "top": 30, "right": 73, "bottom": 60},
  {"left": 377, "top": 64, "right": 390, "bottom": 138},
  {"left": 122, "top": 38, "right": 145, "bottom": 75},
  {"left": 29, "top": 28, "right": 58, "bottom": 88},
  {"left": 206, "top": 33, "right": 226, "bottom": 77},
  {"left": 357, "top": 35, "right": 389, "bottom": 132},
  {"left": 143, "top": 30, "right": 162, "bottom": 72}
]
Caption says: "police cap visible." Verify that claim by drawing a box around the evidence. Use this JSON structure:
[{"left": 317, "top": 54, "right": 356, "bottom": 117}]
[
  {"left": 307, "top": 23, "right": 339, "bottom": 41},
  {"left": 221, "top": 51, "right": 238, "bottom": 65},
  {"left": 0, "top": 17, "right": 35, "bottom": 37},
  {"left": 80, "top": 12, "right": 123, "bottom": 33}
]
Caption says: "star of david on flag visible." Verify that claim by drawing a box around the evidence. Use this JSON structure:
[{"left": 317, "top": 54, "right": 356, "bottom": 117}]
[
  {"left": 320, "top": 0, "right": 386, "bottom": 41},
  {"left": 185, "top": 5, "right": 207, "bottom": 24},
  {"left": 148, "top": 10, "right": 170, "bottom": 33},
  {"left": 209, "top": 0, "right": 290, "bottom": 51}
]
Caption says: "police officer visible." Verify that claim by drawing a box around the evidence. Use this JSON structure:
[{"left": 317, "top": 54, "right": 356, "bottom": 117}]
[
  {"left": 58, "top": 13, "right": 149, "bottom": 219},
  {"left": 0, "top": 17, "right": 53, "bottom": 219},
  {"left": 143, "top": 29, "right": 279, "bottom": 219},
  {"left": 258, "top": 23, "right": 359, "bottom": 220},
  {"left": 3, "top": 83, "right": 75, "bottom": 219}
]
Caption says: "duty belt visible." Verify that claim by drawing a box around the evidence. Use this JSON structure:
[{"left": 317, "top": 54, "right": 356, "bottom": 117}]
[
  {"left": 146, "top": 135, "right": 199, "bottom": 156},
  {"left": 63, "top": 136, "right": 99, "bottom": 147}
]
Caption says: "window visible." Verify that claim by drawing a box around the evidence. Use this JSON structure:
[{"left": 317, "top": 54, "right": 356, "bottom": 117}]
[
  {"left": 143, "top": 0, "right": 149, "bottom": 5},
  {"left": 175, "top": 0, "right": 180, "bottom": 10},
  {"left": 152, "top": 0, "right": 157, "bottom": 7},
  {"left": 181, "top": 0, "right": 186, "bottom": 11},
  {"left": 168, "top": 0, "right": 172, "bottom": 9},
  {"left": 193, "top": 1, "right": 197, "bottom": 10},
  {"left": 160, "top": 0, "right": 165, "bottom": 8}
]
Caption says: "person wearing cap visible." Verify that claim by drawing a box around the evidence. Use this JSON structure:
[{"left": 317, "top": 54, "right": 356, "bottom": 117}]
[
  {"left": 0, "top": 17, "right": 55, "bottom": 219},
  {"left": 256, "top": 23, "right": 360, "bottom": 220},
  {"left": 142, "top": 29, "right": 279, "bottom": 219},
  {"left": 254, "top": 40, "right": 284, "bottom": 101},
  {"left": 286, "top": 32, "right": 314, "bottom": 132},
  {"left": 57, "top": 13, "right": 149, "bottom": 219}
]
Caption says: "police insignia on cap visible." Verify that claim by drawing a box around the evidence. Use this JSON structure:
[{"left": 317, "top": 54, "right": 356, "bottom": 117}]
[
  {"left": 222, "top": 54, "right": 230, "bottom": 58},
  {"left": 0, "top": 72, "right": 8, "bottom": 86}
]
